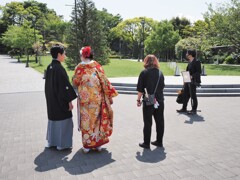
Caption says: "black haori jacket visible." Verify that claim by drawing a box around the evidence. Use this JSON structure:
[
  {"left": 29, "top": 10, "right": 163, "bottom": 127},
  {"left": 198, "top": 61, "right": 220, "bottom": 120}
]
[{"left": 45, "top": 59, "right": 77, "bottom": 121}]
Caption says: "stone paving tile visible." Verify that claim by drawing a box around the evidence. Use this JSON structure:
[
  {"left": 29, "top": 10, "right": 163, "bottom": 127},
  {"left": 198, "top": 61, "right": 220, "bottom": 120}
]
[
  {"left": 160, "top": 172, "right": 180, "bottom": 180},
  {"left": 227, "top": 176, "right": 240, "bottom": 180},
  {"left": 134, "top": 175, "right": 163, "bottom": 180},
  {"left": 132, "top": 169, "right": 152, "bottom": 178},
  {"left": 103, "top": 174, "right": 122, "bottom": 180},
  {"left": 215, "top": 169, "right": 238, "bottom": 179},
  {"left": 117, "top": 171, "right": 138, "bottom": 180},
  {"left": 146, "top": 166, "right": 165, "bottom": 176},
  {"left": 180, "top": 174, "right": 208, "bottom": 180}
]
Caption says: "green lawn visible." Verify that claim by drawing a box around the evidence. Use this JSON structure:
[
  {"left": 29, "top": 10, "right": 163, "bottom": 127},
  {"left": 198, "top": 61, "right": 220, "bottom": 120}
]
[
  {"left": 17, "top": 55, "right": 240, "bottom": 77},
  {"left": 177, "top": 63, "right": 240, "bottom": 76},
  {"left": 102, "top": 59, "right": 174, "bottom": 77}
]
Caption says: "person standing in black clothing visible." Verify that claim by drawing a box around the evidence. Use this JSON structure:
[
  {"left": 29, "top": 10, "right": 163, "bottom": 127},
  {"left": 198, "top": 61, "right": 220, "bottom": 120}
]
[
  {"left": 177, "top": 49, "right": 201, "bottom": 114},
  {"left": 45, "top": 44, "right": 77, "bottom": 150},
  {"left": 137, "top": 55, "right": 165, "bottom": 149}
]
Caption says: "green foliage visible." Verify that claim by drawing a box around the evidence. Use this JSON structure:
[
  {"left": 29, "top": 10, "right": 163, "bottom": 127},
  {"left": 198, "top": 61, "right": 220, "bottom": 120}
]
[
  {"left": 1, "top": 22, "right": 42, "bottom": 54},
  {"left": 65, "top": 0, "right": 110, "bottom": 69},
  {"left": 170, "top": 17, "right": 191, "bottom": 38},
  {"left": 145, "top": 20, "right": 181, "bottom": 58},
  {"left": 175, "top": 37, "right": 200, "bottom": 57},
  {"left": 0, "top": 0, "right": 65, "bottom": 54},
  {"left": 224, "top": 55, "right": 235, "bottom": 64},
  {"left": 97, "top": 8, "right": 122, "bottom": 41},
  {"left": 205, "top": 0, "right": 240, "bottom": 52},
  {"left": 110, "top": 17, "right": 157, "bottom": 58}
]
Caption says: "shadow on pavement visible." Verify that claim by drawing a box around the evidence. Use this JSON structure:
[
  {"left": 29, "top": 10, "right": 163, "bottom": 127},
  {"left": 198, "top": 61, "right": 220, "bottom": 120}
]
[
  {"left": 34, "top": 147, "right": 72, "bottom": 172},
  {"left": 184, "top": 113, "right": 205, "bottom": 124},
  {"left": 9, "top": 61, "right": 21, "bottom": 64},
  {"left": 135, "top": 147, "right": 166, "bottom": 163},
  {"left": 34, "top": 147, "right": 115, "bottom": 175},
  {"left": 64, "top": 148, "right": 115, "bottom": 175}
]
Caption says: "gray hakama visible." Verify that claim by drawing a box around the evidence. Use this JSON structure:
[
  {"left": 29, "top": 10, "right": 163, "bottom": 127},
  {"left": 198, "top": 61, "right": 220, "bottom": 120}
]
[{"left": 46, "top": 118, "right": 73, "bottom": 148}]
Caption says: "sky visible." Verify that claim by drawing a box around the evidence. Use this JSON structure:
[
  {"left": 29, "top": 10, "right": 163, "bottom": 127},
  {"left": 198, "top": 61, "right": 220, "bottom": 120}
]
[{"left": 1, "top": 0, "right": 231, "bottom": 23}]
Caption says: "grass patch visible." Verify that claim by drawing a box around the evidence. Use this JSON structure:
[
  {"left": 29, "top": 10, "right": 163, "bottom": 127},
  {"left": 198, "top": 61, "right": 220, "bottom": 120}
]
[
  {"left": 102, "top": 59, "right": 174, "bottom": 77},
  {"left": 203, "top": 64, "right": 240, "bottom": 76},
  {"left": 177, "top": 62, "right": 240, "bottom": 76},
  {"left": 16, "top": 56, "right": 240, "bottom": 77},
  {"left": 18, "top": 55, "right": 75, "bottom": 78}
]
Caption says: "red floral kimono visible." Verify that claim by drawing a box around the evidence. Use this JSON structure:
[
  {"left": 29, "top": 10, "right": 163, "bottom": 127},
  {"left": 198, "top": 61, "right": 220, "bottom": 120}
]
[{"left": 73, "top": 61, "right": 118, "bottom": 148}]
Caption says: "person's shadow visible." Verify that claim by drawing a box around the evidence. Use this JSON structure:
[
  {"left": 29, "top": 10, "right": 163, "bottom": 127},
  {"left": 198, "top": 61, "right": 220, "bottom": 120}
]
[
  {"left": 64, "top": 148, "right": 115, "bottom": 175},
  {"left": 34, "top": 147, "right": 72, "bottom": 172},
  {"left": 34, "top": 147, "right": 115, "bottom": 174},
  {"left": 135, "top": 147, "right": 166, "bottom": 163},
  {"left": 184, "top": 113, "right": 205, "bottom": 124}
]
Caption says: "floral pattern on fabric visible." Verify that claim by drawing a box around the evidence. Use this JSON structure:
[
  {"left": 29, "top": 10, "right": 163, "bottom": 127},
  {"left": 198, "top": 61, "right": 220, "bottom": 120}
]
[{"left": 73, "top": 61, "right": 118, "bottom": 148}]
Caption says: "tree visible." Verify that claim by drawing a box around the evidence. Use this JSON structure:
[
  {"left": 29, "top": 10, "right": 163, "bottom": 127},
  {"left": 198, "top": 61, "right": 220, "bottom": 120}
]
[
  {"left": 97, "top": 8, "right": 122, "bottom": 53},
  {"left": 175, "top": 37, "right": 201, "bottom": 61},
  {"left": 145, "top": 20, "right": 181, "bottom": 60},
  {"left": 205, "top": 0, "right": 240, "bottom": 52},
  {"left": 43, "top": 13, "right": 70, "bottom": 43},
  {"left": 0, "top": 2, "right": 25, "bottom": 26},
  {"left": 0, "top": 1, "right": 64, "bottom": 54},
  {"left": 65, "top": 0, "right": 111, "bottom": 69},
  {"left": 170, "top": 17, "right": 191, "bottom": 38},
  {"left": 97, "top": 8, "right": 122, "bottom": 41},
  {"left": 1, "top": 22, "right": 42, "bottom": 65},
  {"left": 110, "top": 17, "right": 156, "bottom": 59}
]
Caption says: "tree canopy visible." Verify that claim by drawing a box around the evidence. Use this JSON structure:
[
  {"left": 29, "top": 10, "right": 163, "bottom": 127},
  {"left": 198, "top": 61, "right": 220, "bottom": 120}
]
[{"left": 0, "top": 0, "right": 239, "bottom": 64}]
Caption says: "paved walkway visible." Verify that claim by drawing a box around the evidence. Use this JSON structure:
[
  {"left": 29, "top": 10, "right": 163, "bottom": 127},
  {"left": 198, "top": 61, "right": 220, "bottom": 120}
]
[{"left": 0, "top": 55, "right": 240, "bottom": 180}]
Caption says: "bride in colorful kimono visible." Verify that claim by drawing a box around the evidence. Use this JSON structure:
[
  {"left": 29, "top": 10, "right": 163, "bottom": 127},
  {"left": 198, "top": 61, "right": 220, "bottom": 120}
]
[{"left": 73, "top": 46, "right": 118, "bottom": 153}]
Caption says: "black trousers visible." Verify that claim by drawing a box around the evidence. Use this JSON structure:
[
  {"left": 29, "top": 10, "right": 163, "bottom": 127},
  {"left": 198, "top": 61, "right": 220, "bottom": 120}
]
[
  {"left": 142, "top": 101, "right": 164, "bottom": 145},
  {"left": 182, "top": 83, "right": 198, "bottom": 111}
]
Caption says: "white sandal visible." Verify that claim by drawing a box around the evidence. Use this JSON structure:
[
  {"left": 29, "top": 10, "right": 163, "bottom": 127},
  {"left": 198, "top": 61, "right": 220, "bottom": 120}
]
[
  {"left": 82, "top": 147, "right": 90, "bottom": 153},
  {"left": 96, "top": 146, "right": 102, "bottom": 152}
]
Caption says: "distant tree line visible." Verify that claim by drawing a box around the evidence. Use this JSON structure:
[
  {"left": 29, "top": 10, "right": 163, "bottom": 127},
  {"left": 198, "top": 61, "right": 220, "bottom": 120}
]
[{"left": 0, "top": 0, "right": 239, "bottom": 67}]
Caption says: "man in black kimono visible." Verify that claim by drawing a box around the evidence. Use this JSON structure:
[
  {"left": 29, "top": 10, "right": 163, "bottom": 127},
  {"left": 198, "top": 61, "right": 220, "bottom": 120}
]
[
  {"left": 177, "top": 49, "right": 201, "bottom": 114},
  {"left": 45, "top": 44, "right": 77, "bottom": 150}
]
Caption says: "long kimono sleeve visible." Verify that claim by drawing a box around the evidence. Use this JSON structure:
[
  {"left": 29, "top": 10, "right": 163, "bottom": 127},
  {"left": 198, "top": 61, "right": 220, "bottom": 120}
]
[
  {"left": 72, "top": 65, "right": 82, "bottom": 87},
  {"left": 55, "top": 66, "right": 77, "bottom": 111},
  {"left": 96, "top": 69, "right": 118, "bottom": 98}
]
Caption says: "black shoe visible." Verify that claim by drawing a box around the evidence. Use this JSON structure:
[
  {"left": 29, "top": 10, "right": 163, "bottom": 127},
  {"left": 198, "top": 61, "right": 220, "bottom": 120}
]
[
  {"left": 176, "top": 109, "right": 187, "bottom": 113},
  {"left": 188, "top": 110, "right": 197, "bottom": 114},
  {"left": 151, "top": 141, "right": 163, "bottom": 147},
  {"left": 139, "top": 143, "right": 150, "bottom": 149}
]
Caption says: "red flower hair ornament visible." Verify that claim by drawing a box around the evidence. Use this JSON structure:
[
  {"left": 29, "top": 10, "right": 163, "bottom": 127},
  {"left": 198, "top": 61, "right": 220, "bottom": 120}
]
[{"left": 80, "top": 46, "right": 91, "bottom": 58}]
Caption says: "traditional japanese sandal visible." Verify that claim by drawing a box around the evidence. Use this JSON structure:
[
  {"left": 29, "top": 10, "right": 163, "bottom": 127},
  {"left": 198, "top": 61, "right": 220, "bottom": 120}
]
[{"left": 82, "top": 147, "right": 90, "bottom": 153}]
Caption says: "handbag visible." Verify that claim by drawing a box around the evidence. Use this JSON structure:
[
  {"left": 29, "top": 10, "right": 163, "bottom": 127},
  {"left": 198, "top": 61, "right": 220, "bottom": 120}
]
[
  {"left": 176, "top": 89, "right": 184, "bottom": 104},
  {"left": 143, "top": 71, "right": 162, "bottom": 106},
  {"left": 144, "top": 94, "right": 155, "bottom": 106}
]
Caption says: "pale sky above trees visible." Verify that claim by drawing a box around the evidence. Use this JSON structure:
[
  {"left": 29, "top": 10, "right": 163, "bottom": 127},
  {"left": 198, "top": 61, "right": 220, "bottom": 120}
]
[{"left": 1, "top": 0, "right": 230, "bottom": 22}]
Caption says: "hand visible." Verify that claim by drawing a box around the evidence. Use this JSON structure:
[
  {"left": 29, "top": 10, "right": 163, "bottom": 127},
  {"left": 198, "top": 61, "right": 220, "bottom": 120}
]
[
  {"left": 69, "top": 102, "right": 73, "bottom": 111},
  {"left": 137, "top": 100, "right": 142, "bottom": 107}
]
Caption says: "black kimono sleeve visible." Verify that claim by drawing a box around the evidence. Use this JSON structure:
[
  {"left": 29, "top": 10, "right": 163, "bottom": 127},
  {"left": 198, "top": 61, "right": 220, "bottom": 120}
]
[{"left": 54, "top": 66, "right": 77, "bottom": 111}]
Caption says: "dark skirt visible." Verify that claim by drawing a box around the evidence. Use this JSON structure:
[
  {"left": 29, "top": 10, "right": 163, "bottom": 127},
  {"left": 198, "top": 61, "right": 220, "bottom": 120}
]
[{"left": 46, "top": 118, "right": 73, "bottom": 148}]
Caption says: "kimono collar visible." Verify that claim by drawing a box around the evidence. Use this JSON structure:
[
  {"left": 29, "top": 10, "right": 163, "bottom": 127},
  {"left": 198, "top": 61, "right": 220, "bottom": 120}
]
[
  {"left": 81, "top": 60, "right": 93, "bottom": 64},
  {"left": 52, "top": 59, "right": 60, "bottom": 63}
]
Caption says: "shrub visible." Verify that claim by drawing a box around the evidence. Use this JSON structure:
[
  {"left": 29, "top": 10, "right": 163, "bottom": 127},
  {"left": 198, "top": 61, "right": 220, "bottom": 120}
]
[{"left": 224, "top": 55, "right": 235, "bottom": 64}]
